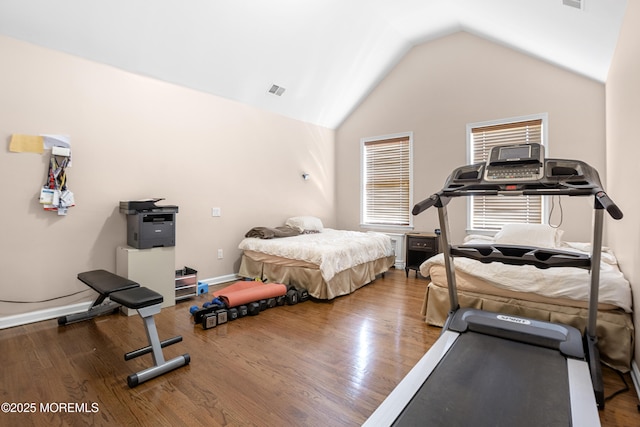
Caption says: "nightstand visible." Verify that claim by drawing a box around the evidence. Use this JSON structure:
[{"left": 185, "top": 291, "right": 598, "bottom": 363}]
[{"left": 405, "top": 232, "right": 440, "bottom": 278}]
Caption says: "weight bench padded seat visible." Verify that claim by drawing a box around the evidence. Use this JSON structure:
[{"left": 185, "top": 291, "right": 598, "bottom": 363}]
[
  {"left": 110, "top": 286, "right": 163, "bottom": 309},
  {"left": 77, "top": 269, "right": 140, "bottom": 296},
  {"left": 61, "top": 269, "right": 190, "bottom": 387}
]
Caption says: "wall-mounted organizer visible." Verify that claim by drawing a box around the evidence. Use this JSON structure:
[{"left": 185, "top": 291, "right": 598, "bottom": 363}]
[
  {"left": 40, "top": 145, "right": 75, "bottom": 215},
  {"left": 9, "top": 134, "right": 75, "bottom": 215},
  {"left": 175, "top": 267, "right": 198, "bottom": 301}
]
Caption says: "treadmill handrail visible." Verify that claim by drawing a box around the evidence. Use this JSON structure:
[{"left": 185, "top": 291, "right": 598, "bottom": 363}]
[
  {"left": 595, "top": 190, "right": 623, "bottom": 219},
  {"left": 450, "top": 244, "right": 591, "bottom": 269}
]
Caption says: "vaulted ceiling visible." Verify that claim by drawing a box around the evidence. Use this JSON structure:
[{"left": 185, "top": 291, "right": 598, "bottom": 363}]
[{"left": 0, "top": 0, "right": 628, "bottom": 128}]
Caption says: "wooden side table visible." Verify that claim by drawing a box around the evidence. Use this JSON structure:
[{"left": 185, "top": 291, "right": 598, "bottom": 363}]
[{"left": 405, "top": 232, "right": 440, "bottom": 278}]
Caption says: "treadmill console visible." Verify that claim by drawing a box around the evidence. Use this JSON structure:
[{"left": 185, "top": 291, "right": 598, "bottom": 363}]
[
  {"left": 412, "top": 143, "right": 623, "bottom": 220},
  {"left": 484, "top": 143, "right": 544, "bottom": 182}
]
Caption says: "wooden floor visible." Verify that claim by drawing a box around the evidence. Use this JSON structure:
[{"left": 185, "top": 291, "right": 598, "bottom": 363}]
[{"left": 1, "top": 268, "right": 638, "bottom": 426}]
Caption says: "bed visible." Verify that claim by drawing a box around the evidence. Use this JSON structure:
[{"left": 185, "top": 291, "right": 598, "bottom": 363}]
[
  {"left": 419, "top": 224, "right": 634, "bottom": 372},
  {"left": 237, "top": 216, "right": 395, "bottom": 300}
]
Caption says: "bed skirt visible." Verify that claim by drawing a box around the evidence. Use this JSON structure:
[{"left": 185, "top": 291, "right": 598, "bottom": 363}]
[
  {"left": 238, "top": 252, "right": 395, "bottom": 300},
  {"left": 423, "top": 282, "right": 634, "bottom": 372}
]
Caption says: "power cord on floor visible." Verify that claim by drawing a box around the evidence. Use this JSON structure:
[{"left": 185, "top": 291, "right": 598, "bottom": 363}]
[
  {"left": 0, "top": 289, "right": 92, "bottom": 304},
  {"left": 604, "top": 366, "right": 630, "bottom": 403}
]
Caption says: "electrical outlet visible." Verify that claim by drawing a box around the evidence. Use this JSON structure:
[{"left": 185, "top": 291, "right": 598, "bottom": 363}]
[
  {"left": 217, "top": 249, "right": 223, "bottom": 259},
  {"left": 211, "top": 207, "right": 221, "bottom": 217}
]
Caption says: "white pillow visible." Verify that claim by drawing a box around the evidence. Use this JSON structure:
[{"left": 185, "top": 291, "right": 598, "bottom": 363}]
[
  {"left": 493, "top": 223, "right": 563, "bottom": 248},
  {"left": 285, "top": 216, "right": 324, "bottom": 232}
]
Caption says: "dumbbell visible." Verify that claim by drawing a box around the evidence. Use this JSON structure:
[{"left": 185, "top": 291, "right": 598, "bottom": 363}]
[
  {"left": 298, "top": 288, "right": 310, "bottom": 302},
  {"left": 237, "top": 305, "right": 248, "bottom": 317},
  {"left": 286, "top": 286, "right": 299, "bottom": 305},
  {"left": 202, "top": 312, "right": 217, "bottom": 329},
  {"left": 247, "top": 301, "right": 260, "bottom": 316},
  {"left": 227, "top": 307, "right": 239, "bottom": 321},
  {"left": 202, "top": 308, "right": 228, "bottom": 330},
  {"left": 190, "top": 296, "right": 226, "bottom": 316},
  {"left": 256, "top": 298, "right": 278, "bottom": 311},
  {"left": 193, "top": 303, "right": 226, "bottom": 324}
]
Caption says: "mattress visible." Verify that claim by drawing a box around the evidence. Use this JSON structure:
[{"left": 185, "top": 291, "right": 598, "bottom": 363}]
[
  {"left": 420, "top": 242, "right": 632, "bottom": 313},
  {"left": 238, "top": 252, "right": 395, "bottom": 300},
  {"left": 239, "top": 228, "right": 394, "bottom": 281},
  {"left": 421, "top": 251, "right": 634, "bottom": 372},
  {"left": 238, "top": 228, "right": 396, "bottom": 300}
]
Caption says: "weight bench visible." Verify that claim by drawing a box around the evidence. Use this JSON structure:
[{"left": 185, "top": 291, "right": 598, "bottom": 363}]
[
  {"left": 58, "top": 269, "right": 190, "bottom": 387},
  {"left": 58, "top": 269, "right": 140, "bottom": 325}
]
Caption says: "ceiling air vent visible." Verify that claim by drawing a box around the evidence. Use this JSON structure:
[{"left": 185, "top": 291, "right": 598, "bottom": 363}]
[
  {"left": 268, "top": 84, "right": 286, "bottom": 96},
  {"left": 562, "top": 0, "right": 584, "bottom": 10}
]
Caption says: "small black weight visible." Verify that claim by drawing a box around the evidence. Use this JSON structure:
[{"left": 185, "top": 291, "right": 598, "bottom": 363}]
[
  {"left": 266, "top": 297, "right": 277, "bottom": 308},
  {"left": 298, "top": 288, "right": 309, "bottom": 302},
  {"left": 216, "top": 309, "right": 228, "bottom": 325},
  {"left": 247, "top": 302, "right": 260, "bottom": 316},
  {"left": 237, "top": 305, "right": 248, "bottom": 317},
  {"left": 286, "top": 288, "right": 299, "bottom": 305},
  {"left": 202, "top": 312, "right": 217, "bottom": 330},
  {"left": 227, "top": 307, "right": 238, "bottom": 321}
]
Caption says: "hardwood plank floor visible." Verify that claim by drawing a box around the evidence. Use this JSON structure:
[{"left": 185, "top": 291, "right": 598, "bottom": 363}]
[{"left": 1, "top": 268, "right": 638, "bottom": 426}]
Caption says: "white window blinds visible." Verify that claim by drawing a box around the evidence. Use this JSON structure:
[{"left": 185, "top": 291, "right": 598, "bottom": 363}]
[
  {"left": 362, "top": 135, "right": 412, "bottom": 227},
  {"left": 469, "top": 118, "right": 544, "bottom": 231}
]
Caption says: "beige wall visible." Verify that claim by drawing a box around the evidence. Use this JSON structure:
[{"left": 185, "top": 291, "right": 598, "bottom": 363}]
[
  {"left": 0, "top": 35, "right": 335, "bottom": 317},
  {"left": 336, "top": 32, "right": 606, "bottom": 244},
  {"left": 606, "top": 1, "right": 640, "bottom": 368}
]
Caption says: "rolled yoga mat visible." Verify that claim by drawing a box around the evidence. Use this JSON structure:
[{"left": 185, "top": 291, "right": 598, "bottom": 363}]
[{"left": 214, "top": 281, "right": 287, "bottom": 307}]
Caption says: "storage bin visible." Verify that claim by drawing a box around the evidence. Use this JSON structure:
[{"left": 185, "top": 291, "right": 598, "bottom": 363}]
[{"left": 175, "top": 267, "right": 197, "bottom": 300}]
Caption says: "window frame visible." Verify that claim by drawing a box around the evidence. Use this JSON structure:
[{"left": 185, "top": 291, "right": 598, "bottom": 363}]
[
  {"left": 466, "top": 113, "right": 549, "bottom": 234},
  {"left": 360, "top": 132, "right": 414, "bottom": 230}
]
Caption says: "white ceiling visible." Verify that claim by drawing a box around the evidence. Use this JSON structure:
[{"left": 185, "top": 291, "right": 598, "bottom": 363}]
[{"left": 0, "top": 0, "right": 628, "bottom": 129}]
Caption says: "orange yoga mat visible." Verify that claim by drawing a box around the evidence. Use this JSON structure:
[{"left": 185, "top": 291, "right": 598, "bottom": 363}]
[
  {"left": 214, "top": 281, "right": 287, "bottom": 308},
  {"left": 212, "top": 281, "right": 265, "bottom": 297}
]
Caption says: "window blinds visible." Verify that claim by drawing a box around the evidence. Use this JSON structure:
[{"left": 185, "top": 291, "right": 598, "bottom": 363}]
[
  {"left": 363, "top": 136, "right": 411, "bottom": 226},
  {"left": 470, "top": 119, "right": 543, "bottom": 231}
]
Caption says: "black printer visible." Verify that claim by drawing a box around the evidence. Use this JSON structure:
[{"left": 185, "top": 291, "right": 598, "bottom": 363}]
[{"left": 119, "top": 199, "right": 179, "bottom": 249}]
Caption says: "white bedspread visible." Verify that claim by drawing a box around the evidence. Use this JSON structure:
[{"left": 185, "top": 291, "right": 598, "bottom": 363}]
[
  {"left": 420, "top": 239, "right": 633, "bottom": 313},
  {"left": 238, "top": 228, "right": 394, "bottom": 282}
]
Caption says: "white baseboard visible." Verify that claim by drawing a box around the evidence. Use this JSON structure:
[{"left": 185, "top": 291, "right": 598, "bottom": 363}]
[
  {"left": 0, "top": 273, "right": 240, "bottom": 330},
  {"left": 0, "top": 301, "right": 92, "bottom": 330},
  {"left": 201, "top": 273, "right": 238, "bottom": 286},
  {"left": 198, "top": 273, "right": 239, "bottom": 294},
  {"left": 631, "top": 360, "right": 640, "bottom": 400}
]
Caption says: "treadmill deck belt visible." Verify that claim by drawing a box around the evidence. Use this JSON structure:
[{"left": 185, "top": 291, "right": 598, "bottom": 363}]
[{"left": 393, "top": 331, "right": 571, "bottom": 426}]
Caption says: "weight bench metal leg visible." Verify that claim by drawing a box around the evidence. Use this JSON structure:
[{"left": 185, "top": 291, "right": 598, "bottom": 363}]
[
  {"left": 125, "top": 303, "right": 190, "bottom": 388},
  {"left": 124, "top": 336, "right": 183, "bottom": 361},
  {"left": 58, "top": 301, "right": 121, "bottom": 325},
  {"left": 127, "top": 354, "right": 191, "bottom": 388}
]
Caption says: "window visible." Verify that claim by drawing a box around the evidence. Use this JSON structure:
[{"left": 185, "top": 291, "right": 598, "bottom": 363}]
[
  {"left": 467, "top": 114, "right": 547, "bottom": 232},
  {"left": 361, "top": 133, "right": 413, "bottom": 228}
]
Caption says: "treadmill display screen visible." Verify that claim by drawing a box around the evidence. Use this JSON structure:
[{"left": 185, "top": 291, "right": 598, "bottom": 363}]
[{"left": 499, "top": 145, "right": 530, "bottom": 161}]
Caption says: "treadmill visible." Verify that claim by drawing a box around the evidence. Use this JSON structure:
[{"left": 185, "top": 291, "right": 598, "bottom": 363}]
[{"left": 363, "top": 143, "right": 623, "bottom": 427}]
